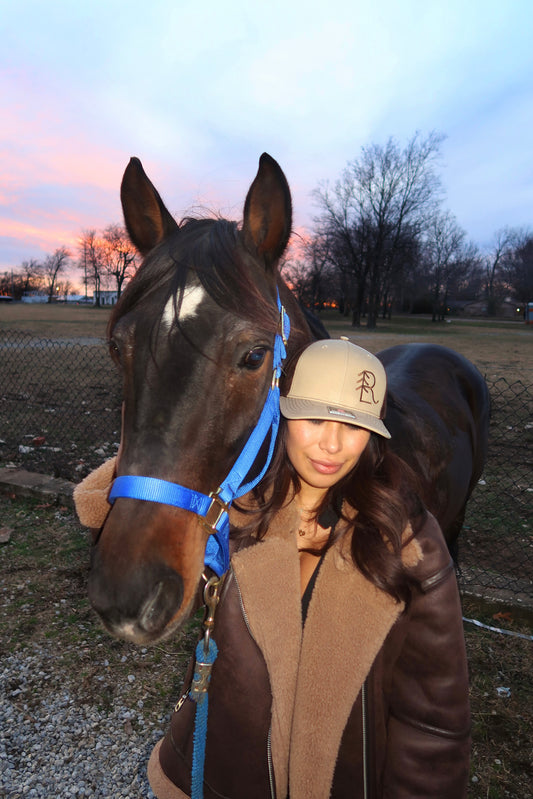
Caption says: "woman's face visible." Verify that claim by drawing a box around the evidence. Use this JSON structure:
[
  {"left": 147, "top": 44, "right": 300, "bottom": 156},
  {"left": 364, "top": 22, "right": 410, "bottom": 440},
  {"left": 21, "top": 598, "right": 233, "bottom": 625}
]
[{"left": 285, "top": 419, "right": 371, "bottom": 499}]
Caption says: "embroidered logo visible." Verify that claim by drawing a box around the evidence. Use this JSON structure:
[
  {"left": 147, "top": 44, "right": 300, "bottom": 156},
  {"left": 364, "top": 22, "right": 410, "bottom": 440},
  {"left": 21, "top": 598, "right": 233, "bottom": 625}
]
[{"left": 356, "top": 370, "right": 379, "bottom": 405}]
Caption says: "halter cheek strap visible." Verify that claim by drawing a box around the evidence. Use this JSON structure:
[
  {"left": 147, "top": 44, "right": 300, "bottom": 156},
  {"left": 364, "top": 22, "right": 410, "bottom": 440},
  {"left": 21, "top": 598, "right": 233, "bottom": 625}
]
[{"left": 108, "top": 291, "right": 290, "bottom": 577}]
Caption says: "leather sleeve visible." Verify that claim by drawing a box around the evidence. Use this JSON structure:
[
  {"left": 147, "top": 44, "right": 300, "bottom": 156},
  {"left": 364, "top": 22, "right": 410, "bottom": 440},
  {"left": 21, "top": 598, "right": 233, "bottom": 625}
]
[{"left": 382, "top": 514, "right": 471, "bottom": 798}]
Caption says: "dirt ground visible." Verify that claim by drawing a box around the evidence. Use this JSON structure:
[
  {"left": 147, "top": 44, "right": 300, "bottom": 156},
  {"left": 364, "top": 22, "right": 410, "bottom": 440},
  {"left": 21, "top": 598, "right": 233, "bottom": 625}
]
[{"left": 0, "top": 496, "right": 531, "bottom": 798}]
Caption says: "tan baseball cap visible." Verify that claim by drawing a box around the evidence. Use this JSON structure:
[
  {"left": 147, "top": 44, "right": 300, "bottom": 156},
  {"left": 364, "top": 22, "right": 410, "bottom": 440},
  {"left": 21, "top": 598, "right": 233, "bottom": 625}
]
[{"left": 280, "top": 338, "right": 391, "bottom": 438}]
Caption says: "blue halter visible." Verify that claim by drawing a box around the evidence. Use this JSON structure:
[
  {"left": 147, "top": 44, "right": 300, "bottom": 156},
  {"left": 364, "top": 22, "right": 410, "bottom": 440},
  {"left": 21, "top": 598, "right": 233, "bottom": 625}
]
[{"left": 108, "top": 291, "right": 290, "bottom": 577}]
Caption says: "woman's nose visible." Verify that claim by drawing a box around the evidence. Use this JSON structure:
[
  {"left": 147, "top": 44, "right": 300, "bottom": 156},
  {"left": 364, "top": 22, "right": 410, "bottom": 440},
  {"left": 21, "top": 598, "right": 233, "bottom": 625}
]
[{"left": 319, "top": 422, "right": 342, "bottom": 453}]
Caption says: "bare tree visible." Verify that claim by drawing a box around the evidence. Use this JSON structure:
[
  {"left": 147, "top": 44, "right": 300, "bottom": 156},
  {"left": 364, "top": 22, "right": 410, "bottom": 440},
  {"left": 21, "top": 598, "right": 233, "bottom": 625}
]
[
  {"left": 313, "top": 131, "right": 445, "bottom": 328},
  {"left": 55, "top": 279, "right": 73, "bottom": 299},
  {"left": 280, "top": 257, "right": 312, "bottom": 305},
  {"left": 500, "top": 230, "right": 533, "bottom": 305},
  {"left": 301, "top": 233, "right": 339, "bottom": 310},
  {"left": 311, "top": 189, "right": 373, "bottom": 325},
  {"left": 281, "top": 248, "right": 338, "bottom": 312},
  {"left": 19, "top": 259, "right": 44, "bottom": 295},
  {"left": 101, "top": 224, "right": 137, "bottom": 299},
  {"left": 0, "top": 271, "right": 15, "bottom": 298},
  {"left": 79, "top": 230, "right": 104, "bottom": 306},
  {"left": 424, "top": 211, "right": 469, "bottom": 321},
  {"left": 43, "top": 247, "right": 71, "bottom": 302},
  {"left": 483, "top": 228, "right": 516, "bottom": 315}
]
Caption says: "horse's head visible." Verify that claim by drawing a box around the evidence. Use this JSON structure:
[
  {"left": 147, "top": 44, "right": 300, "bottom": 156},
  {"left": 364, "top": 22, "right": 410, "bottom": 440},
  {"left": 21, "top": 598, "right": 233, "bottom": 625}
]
[{"left": 88, "top": 154, "right": 312, "bottom": 644}]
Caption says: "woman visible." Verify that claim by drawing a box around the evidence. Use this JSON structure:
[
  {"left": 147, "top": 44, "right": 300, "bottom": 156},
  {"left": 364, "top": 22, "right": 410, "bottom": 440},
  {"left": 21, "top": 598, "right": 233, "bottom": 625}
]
[{"left": 75, "top": 339, "right": 471, "bottom": 798}]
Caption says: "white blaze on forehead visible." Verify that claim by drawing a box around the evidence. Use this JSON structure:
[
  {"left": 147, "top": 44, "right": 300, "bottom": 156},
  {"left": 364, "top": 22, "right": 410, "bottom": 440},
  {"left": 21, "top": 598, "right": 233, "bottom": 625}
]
[{"left": 163, "top": 284, "right": 206, "bottom": 327}]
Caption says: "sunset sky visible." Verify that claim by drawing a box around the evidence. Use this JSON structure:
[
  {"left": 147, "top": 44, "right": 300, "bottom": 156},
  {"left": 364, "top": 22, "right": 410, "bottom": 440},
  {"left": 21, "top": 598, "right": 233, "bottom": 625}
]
[{"left": 1, "top": 0, "right": 532, "bottom": 287}]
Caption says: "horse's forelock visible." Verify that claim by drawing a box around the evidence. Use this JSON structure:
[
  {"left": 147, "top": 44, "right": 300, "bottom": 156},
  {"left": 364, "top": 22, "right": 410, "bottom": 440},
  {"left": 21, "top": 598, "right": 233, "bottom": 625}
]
[
  {"left": 194, "top": 220, "right": 279, "bottom": 332},
  {"left": 108, "top": 216, "right": 279, "bottom": 340}
]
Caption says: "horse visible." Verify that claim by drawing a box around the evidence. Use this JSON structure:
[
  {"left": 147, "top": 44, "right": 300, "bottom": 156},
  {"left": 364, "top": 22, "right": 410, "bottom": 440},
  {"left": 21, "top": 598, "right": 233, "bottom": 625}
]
[{"left": 87, "top": 153, "right": 489, "bottom": 645}]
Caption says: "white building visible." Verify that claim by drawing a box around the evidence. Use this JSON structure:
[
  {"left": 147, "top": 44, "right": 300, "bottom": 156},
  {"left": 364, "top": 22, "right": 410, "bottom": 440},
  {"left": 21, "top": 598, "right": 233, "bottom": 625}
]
[{"left": 98, "top": 290, "right": 119, "bottom": 306}]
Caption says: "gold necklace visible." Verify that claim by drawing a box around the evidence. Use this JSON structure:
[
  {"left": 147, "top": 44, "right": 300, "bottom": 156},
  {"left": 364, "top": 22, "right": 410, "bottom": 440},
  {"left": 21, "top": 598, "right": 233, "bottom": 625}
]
[{"left": 297, "top": 511, "right": 317, "bottom": 538}]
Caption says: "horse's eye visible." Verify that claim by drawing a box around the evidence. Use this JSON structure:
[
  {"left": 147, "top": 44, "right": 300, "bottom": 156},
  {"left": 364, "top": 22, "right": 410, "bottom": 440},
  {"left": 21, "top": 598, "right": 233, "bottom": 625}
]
[
  {"left": 109, "top": 340, "right": 121, "bottom": 363},
  {"left": 243, "top": 347, "right": 267, "bottom": 370}
]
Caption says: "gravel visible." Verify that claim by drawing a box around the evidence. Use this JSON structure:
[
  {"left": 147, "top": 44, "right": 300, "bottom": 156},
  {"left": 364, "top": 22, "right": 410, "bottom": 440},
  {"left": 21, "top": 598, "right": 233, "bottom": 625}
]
[{"left": 0, "top": 644, "right": 172, "bottom": 798}]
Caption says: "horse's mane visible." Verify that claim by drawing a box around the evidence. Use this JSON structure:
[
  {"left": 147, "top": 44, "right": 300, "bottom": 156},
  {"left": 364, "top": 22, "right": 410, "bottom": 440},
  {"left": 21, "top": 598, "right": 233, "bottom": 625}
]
[{"left": 109, "top": 217, "right": 279, "bottom": 337}]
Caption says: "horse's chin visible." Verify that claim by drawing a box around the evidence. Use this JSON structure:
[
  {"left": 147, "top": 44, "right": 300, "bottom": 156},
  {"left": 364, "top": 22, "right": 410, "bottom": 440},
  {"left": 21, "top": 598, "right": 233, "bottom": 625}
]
[{"left": 99, "top": 604, "right": 194, "bottom": 646}]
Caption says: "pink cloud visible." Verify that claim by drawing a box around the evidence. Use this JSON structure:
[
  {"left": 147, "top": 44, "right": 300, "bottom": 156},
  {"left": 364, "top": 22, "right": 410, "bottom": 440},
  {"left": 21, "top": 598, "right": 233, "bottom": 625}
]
[{"left": 1, "top": 65, "right": 257, "bottom": 270}]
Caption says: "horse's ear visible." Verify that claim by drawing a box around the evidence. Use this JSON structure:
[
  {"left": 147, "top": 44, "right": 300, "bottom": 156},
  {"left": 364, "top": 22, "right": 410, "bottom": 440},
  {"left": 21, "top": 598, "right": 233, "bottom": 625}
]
[
  {"left": 120, "top": 157, "right": 179, "bottom": 256},
  {"left": 242, "top": 153, "right": 292, "bottom": 270}
]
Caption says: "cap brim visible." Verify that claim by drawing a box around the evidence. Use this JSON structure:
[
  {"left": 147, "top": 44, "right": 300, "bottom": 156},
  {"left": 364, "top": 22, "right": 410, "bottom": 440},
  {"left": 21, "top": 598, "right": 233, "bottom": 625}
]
[{"left": 280, "top": 397, "right": 391, "bottom": 439}]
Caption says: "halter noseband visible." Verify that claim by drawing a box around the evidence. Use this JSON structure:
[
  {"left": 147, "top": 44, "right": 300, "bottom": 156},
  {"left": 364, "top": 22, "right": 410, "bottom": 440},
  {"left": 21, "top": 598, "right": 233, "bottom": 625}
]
[{"left": 108, "top": 291, "right": 290, "bottom": 577}]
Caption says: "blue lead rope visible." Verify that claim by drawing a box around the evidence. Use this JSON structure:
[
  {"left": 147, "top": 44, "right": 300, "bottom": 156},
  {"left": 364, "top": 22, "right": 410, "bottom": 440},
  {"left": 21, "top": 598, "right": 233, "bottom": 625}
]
[{"left": 190, "top": 636, "right": 218, "bottom": 799}]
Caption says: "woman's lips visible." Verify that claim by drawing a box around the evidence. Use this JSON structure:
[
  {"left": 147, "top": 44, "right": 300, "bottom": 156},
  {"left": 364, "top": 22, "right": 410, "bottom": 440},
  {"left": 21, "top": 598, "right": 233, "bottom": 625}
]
[{"left": 309, "top": 459, "right": 343, "bottom": 475}]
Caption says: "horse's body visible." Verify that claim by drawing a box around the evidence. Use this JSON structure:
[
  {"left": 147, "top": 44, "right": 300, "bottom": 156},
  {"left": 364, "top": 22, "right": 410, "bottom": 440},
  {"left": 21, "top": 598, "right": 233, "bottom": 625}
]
[
  {"left": 88, "top": 154, "right": 489, "bottom": 644},
  {"left": 377, "top": 343, "right": 489, "bottom": 556}
]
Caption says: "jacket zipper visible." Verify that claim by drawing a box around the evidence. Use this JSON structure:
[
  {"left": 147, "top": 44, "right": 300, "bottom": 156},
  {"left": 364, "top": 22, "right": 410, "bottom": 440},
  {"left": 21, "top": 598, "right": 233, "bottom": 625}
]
[
  {"left": 361, "top": 680, "right": 368, "bottom": 799},
  {"left": 234, "top": 570, "right": 276, "bottom": 799},
  {"left": 267, "top": 725, "right": 276, "bottom": 799}
]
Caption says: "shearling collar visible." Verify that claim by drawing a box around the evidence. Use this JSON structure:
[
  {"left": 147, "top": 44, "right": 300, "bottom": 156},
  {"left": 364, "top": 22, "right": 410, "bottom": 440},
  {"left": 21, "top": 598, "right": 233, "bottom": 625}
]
[{"left": 230, "top": 502, "right": 422, "bottom": 799}]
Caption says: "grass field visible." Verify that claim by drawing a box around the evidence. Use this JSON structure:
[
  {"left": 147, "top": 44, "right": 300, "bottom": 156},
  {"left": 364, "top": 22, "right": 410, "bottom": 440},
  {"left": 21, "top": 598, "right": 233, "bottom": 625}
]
[
  {"left": 322, "top": 310, "right": 533, "bottom": 385},
  {"left": 1, "top": 302, "right": 532, "bottom": 382},
  {"left": 0, "top": 302, "right": 112, "bottom": 338}
]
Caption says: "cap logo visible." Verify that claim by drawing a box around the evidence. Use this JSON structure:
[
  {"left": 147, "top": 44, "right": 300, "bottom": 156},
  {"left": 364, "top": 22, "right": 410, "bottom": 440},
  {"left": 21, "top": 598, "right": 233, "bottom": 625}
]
[{"left": 356, "top": 369, "right": 380, "bottom": 406}]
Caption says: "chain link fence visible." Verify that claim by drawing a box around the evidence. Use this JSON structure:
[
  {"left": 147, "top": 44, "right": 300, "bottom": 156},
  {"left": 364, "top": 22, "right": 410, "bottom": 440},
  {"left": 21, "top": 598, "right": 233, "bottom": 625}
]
[
  {"left": 0, "top": 330, "right": 121, "bottom": 479},
  {"left": 459, "top": 377, "right": 533, "bottom": 608},
  {"left": 1, "top": 328, "right": 532, "bottom": 607}
]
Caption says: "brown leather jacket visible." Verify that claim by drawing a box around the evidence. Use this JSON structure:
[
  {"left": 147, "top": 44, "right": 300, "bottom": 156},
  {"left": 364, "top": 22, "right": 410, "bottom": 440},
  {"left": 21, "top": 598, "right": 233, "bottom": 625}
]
[{"left": 148, "top": 504, "right": 470, "bottom": 799}]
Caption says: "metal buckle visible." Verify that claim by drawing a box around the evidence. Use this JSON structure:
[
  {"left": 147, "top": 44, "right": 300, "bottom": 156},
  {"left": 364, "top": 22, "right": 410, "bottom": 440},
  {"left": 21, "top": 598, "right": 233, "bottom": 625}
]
[
  {"left": 201, "top": 574, "right": 222, "bottom": 652},
  {"left": 174, "top": 689, "right": 190, "bottom": 712},
  {"left": 201, "top": 491, "right": 230, "bottom": 535},
  {"left": 191, "top": 659, "right": 214, "bottom": 697}
]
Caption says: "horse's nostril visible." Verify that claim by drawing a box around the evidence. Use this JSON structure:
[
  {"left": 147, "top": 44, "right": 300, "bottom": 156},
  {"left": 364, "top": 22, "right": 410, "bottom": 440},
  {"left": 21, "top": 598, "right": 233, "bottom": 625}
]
[{"left": 139, "top": 575, "right": 184, "bottom": 634}]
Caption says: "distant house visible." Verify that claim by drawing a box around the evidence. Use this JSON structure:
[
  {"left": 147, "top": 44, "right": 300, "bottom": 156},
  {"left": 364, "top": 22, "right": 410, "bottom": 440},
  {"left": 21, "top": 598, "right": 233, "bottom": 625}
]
[
  {"left": 21, "top": 292, "right": 48, "bottom": 303},
  {"left": 98, "top": 290, "right": 119, "bottom": 306},
  {"left": 72, "top": 291, "right": 119, "bottom": 305}
]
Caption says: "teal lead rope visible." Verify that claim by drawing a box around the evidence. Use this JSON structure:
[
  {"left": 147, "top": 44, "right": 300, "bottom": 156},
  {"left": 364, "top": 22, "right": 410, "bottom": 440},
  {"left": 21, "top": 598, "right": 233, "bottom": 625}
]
[
  {"left": 190, "top": 637, "right": 218, "bottom": 798},
  {"left": 190, "top": 574, "right": 223, "bottom": 799}
]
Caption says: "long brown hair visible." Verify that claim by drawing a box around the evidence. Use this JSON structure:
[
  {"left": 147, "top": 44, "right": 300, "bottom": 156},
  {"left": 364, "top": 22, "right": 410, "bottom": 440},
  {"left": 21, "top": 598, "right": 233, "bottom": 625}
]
[{"left": 235, "top": 419, "right": 425, "bottom": 605}]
